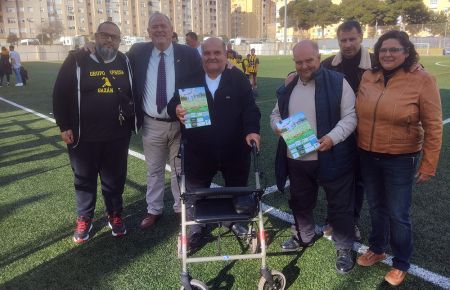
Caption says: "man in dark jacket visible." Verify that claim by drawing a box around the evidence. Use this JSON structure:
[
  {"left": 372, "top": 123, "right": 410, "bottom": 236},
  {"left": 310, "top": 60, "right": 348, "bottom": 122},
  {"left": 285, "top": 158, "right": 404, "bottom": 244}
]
[
  {"left": 168, "top": 37, "right": 261, "bottom": 250},
  {"left": 270, "top": 40, "right": 357, "bottom": 274},
  {"left": 126, "top": 13, "right": 203, "bottom": 230},
  {"left": 321, "top": 20, "right": 374, "bottom": 241},
  {"left": 53, "top": 21, "right": 135, "bottom": 244}
]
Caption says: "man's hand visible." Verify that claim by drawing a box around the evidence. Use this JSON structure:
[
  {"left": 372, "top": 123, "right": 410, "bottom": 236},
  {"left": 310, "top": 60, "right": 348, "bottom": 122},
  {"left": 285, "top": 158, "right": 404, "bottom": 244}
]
[
  {"left": 415, "top": 172, "right": 432, "bottom": 184},
  {"left": 175, "top": 104, "right": 187, "bottom": 124},
  {"left": 82, "top": 42, "right": 96, "bottom": 54},
  {"left": 273, "top": 127, "right": 282, "bottom": 136},
  {"left": 245, "top": 133, "right": 261, "bottom": 150},
  {"left": 285, "top": 71, "right": 297, "bottom": 86},
  {"left": 318, "top": 135, "right": 333, "bottom": 151},
  {"left": 61, "top": 129, "right": 74, "bottom": 144},
  {"left": 409, "top": 63, "right": 424, "bottom": 72}
]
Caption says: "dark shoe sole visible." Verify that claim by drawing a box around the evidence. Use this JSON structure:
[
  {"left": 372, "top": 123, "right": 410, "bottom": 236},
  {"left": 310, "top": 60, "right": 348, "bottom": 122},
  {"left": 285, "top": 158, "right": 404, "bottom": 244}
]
[
  {"left": 108, "top": 222, "right": 127, "bottom": 237},
  {"left": 336, "top": 264, "right": 355, "bottom": 275}
]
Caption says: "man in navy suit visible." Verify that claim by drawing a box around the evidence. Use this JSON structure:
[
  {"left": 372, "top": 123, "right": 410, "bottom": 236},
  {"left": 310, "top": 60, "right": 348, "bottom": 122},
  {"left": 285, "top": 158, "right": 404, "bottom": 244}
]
[
  {"left": 167, "top": 37, "right": 261, "bottom": 249},
  {"left": 127, "top": 12, "right": 203, "bottom": 229}
]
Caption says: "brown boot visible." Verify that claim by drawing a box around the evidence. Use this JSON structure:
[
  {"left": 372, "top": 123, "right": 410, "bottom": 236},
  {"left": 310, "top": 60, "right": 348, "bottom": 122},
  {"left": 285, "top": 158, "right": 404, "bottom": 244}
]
[
  {"left": 384, "top": 268, "right": 407, "bottom": 286},
  {"left": 357, "top": 250, "right": 386, "bottom": 266}
]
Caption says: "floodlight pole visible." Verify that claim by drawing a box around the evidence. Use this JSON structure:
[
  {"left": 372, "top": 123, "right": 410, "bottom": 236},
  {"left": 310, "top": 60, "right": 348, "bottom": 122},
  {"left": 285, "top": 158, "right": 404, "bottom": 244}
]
[
  {"left": 284, "top": 0, "right": 287, "bottom": 55},
  {"left": 444, "top": 21, "right": 448, "bottom": 49}
]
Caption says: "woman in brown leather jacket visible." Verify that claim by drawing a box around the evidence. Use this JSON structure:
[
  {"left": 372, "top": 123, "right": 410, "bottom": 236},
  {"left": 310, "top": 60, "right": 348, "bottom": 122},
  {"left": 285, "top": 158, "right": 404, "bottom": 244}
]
[{"left": 355, "top": 30, "right": 442, "bottom": 286}]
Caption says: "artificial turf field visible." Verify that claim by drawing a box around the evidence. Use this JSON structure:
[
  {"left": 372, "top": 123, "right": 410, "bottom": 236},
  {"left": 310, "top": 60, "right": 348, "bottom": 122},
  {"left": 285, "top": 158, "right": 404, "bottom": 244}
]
[{"left": 0, "top": 56, "right": 449, "bottom": 290}]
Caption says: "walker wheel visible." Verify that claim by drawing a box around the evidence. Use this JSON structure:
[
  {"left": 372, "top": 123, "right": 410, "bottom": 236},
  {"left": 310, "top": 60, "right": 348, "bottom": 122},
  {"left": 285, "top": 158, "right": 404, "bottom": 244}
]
[
  {"left": 258, "top": 270, "right": 286, "bottom": 290},
  {"left": 180, "top": 279, "right": 209, "bottom": 290}
]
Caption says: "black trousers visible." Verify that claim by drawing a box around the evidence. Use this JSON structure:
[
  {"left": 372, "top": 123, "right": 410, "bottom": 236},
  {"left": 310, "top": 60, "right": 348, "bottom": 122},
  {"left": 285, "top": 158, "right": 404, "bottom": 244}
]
[
  {"left": 287, "top": 158, "right": 355, "bottom": 250},
  {"left": 186, "top": 155, "right": 251, "bottom": 235},
  {"left": 68, "top": 135, "right": 131, "bottom": 218},
  {"left": 326, "top": 158, "right": 364, "bottom": 224}
]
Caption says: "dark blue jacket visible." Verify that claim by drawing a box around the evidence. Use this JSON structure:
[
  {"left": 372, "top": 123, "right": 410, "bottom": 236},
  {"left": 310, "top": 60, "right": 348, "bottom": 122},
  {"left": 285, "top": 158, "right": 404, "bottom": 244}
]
[
  {"left": 167, "top": 67, "right": 260, "bottom": 175},
  {"left": 127, "top": 42, "right": 202, "bottom": 129},
  {"left": 275, "top": 67, "right": 356, "bottom": 191}
]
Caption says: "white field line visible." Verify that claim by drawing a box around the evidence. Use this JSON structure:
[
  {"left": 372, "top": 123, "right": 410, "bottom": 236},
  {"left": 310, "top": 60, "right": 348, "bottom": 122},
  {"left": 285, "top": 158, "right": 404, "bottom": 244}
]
[
  {"left": 2, "top": 96, "right": 450, "bottom": 289},
  {"left": 435, "top": 61, "right": 450, "bottom": 67}
]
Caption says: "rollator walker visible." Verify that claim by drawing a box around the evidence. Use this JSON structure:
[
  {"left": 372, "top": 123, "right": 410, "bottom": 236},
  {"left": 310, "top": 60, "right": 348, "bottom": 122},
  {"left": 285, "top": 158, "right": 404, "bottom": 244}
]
[{"left": 178, "top": 141, "right": 286, "bottom": 290}]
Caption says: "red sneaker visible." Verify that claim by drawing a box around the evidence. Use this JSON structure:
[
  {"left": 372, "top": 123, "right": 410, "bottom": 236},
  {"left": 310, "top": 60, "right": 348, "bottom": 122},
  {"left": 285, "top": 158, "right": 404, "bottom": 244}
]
[
  {"left": 108, "top": 214, "right": 127, "bottom": 237},
  {"left": 73, "top": 216, "right": 93, "bottom": 244}
]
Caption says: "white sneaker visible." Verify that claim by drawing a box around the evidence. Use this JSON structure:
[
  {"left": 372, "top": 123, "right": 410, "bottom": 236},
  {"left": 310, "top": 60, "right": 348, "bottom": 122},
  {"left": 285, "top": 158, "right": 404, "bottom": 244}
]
[{"left": 15, "top": 83, "right": 23, "bottom": 87}]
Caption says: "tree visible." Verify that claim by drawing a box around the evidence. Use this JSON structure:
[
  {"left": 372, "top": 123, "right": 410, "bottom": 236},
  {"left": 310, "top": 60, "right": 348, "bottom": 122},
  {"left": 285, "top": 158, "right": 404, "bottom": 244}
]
[
  {"left": 7, "top": 33, "right": 18, "bottom": 45},
  {"left": 384, "top": 0, "right": 430, "bottom": 24},
  {"left": 338, "top": 0, "right": 388, "bottom": 26},
  {"left": 428, "top": 11, "right": 448, "bottom": 36},
  {"left": 36, "top": 33, "right": 52, "bottom": 45},
  {"left": 310, "top": 0, "right": 341, "bottom": 35},
  {"left": 280, "top": 0, "right": 340, "bottom": 37},
  {"left": 279, "top": 0, "right": 314, "bottom": 31},
  {"left": 41, "top": 20, "right": 65, "bottom": 44}
]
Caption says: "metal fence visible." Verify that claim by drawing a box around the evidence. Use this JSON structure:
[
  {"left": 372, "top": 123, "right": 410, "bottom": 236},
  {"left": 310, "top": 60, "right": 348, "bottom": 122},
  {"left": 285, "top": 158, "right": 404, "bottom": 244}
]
[{"left": 14, "top": 23, "right": 450, "bottom": 60}]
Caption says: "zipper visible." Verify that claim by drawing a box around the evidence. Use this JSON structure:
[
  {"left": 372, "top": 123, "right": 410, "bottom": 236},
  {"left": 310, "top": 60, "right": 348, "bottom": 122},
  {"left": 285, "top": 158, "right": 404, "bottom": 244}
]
[{"left": 369, "top": 81, "right": 388, "bottom": 151}]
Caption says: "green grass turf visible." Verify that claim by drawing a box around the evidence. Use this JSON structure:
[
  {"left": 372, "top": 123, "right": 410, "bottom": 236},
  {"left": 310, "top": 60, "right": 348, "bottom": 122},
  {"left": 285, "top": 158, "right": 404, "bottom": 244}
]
[{"left": 0, "top": 56, "right": 449, "bottom": 289}]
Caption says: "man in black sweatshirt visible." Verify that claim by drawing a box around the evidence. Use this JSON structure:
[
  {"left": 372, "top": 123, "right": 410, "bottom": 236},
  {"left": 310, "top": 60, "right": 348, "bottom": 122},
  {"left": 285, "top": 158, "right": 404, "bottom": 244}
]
[
  {"left": 321, "top": 20, "right": 373, "bottom": 242},
  {"left": 53, "top": 21, "right": 136, "bottom": 244}
]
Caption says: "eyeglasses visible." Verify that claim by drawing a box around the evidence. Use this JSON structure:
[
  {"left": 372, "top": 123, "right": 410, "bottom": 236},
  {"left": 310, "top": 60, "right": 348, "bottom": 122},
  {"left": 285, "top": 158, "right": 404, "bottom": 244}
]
[
  {"left": 379, "top": 47, "right": 405, "bottom": 54},
  {"left": 96, "top": 32, "right": 121, "bottom": 42}
]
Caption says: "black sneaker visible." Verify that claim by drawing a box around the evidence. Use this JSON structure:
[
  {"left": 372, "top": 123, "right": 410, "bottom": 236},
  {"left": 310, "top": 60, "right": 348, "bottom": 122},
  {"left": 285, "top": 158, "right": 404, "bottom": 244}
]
[
  {"left": 188, "top": 232, "right": 205, "bottom": 252},
  {"left": 73, "top": 216, "right": 93, "bottom": 244},
  {"left": 230, "top": 223, "right": 248, "bottom": 238},
  {"left": 108, "top": 214, "right": 127, "bottom": 237},
  {"left": 336, "top": 249, "right": 355, "bottom": 274},
  {"left": 281, "top": 232, "right": 323, "bottom": 252}
]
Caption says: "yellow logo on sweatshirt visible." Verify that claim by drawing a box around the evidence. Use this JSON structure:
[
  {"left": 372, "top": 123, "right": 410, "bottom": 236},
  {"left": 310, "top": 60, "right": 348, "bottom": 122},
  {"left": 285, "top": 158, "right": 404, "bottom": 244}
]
[{"left": 98, "top": 76, "right": 113, "bottom": 93}]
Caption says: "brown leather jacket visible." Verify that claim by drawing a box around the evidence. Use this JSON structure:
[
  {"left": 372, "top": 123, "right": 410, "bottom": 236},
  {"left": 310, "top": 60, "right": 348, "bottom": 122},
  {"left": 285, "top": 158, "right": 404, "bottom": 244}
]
[{"left": 356, "top": 69, "right": 442, "bottom": 176}]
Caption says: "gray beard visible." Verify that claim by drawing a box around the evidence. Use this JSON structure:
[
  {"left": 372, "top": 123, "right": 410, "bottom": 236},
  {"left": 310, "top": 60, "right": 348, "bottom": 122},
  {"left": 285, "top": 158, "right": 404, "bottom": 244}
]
[{"left": 96, "top": 44, "right": 117, "bottom": 61}]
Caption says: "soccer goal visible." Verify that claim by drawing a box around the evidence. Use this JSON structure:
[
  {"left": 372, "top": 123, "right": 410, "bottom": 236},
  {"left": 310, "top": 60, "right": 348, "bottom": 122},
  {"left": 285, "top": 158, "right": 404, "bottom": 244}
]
[{"left": 414, "top": 42, "right": 430, "bottom": 56}]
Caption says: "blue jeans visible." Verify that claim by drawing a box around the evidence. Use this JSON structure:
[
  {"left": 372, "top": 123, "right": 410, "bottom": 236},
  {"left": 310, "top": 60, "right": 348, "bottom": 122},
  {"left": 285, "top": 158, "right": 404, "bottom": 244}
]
[
  {"left": 359, "top": 150, "right": 419, "bottom": 271},
  {"left": 13, "top": 67, "right": 22, "bottom": 84}
]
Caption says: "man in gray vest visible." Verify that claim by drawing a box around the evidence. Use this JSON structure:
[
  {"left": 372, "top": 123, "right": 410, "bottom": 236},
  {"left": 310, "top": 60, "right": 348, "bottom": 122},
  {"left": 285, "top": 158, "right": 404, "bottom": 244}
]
[{"left": 270, "top": 40, "right": 357, "bottom": 274}]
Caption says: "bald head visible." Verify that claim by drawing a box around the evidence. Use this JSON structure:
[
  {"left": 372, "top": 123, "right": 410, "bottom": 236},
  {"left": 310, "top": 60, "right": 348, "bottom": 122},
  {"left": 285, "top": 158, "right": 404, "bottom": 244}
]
[
  {"left": 292, "top": 40, "right": 321, "bottom": 82},
  {"left": 292, "top": 40, "right": 319, "bottom": 56},
  {"left": 201, "top": 37, "right": 227, "bottom": 78},
  {"left": 202, "top": 37, "right": 226, "bottom": 52}
]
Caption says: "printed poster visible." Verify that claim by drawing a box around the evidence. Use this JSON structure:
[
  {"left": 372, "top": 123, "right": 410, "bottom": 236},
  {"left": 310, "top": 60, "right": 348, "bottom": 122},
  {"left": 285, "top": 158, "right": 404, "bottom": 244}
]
[
  {"left": 178, "top": 86, "right": 211, "bottom": 129},
  {"left": 276, "top": 112, "right": 320, "bottom": 159}
]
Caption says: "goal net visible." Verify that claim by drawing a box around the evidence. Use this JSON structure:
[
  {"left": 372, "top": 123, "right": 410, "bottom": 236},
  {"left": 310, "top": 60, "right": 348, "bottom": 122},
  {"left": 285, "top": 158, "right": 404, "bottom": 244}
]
[{"left": 414, "top": 42, "right": 430, "bottom": 56}]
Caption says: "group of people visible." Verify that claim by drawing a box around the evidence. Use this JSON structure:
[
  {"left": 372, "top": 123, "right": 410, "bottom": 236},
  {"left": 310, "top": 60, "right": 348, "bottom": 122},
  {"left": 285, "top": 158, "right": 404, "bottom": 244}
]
[
  {"left": 0, "top": 45, "right": 24, "bottom": 87},
  {"left": 271, "top": 20, "right": 442, "bottom": 285},
  {"left": 52, "top": 13, "right": 442, "bottom": 287},
  {"left": 227, "top": 45, "right": 260, "bottom": 90}
]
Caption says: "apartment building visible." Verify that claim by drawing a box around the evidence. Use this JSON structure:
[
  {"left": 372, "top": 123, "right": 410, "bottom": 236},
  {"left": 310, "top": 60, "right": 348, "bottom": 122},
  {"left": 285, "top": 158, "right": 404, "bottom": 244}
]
[
  {"left": 231, "top": 0, "right": 276, "bottom": 40},
  {"left": 0, "top": 0, "right": 231, "bottom": 41},
  {"left": 163, "top": 0, "right": 231, "bottom": 38}
]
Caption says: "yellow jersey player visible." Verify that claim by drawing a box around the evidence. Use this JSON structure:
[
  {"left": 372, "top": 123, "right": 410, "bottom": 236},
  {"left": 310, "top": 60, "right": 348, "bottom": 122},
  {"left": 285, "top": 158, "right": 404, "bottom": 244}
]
[{"left": 247, "top": 48, "right": 259, "bottom": 89}]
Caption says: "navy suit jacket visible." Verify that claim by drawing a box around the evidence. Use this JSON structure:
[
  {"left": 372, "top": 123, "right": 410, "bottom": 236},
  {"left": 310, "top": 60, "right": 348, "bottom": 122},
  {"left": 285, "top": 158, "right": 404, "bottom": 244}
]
[
  {"left": 167, "top": 67, "right": 261, "bottom": 176},
  {"left": 127, "top": 42, "right": 202, "bottom": 129}
]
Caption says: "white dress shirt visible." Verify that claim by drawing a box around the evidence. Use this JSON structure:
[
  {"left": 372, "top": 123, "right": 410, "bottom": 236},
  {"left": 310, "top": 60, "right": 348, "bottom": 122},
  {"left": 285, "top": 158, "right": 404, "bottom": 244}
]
[{"left": 142, "top": 43, "right": 175, "bottom": 118}]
